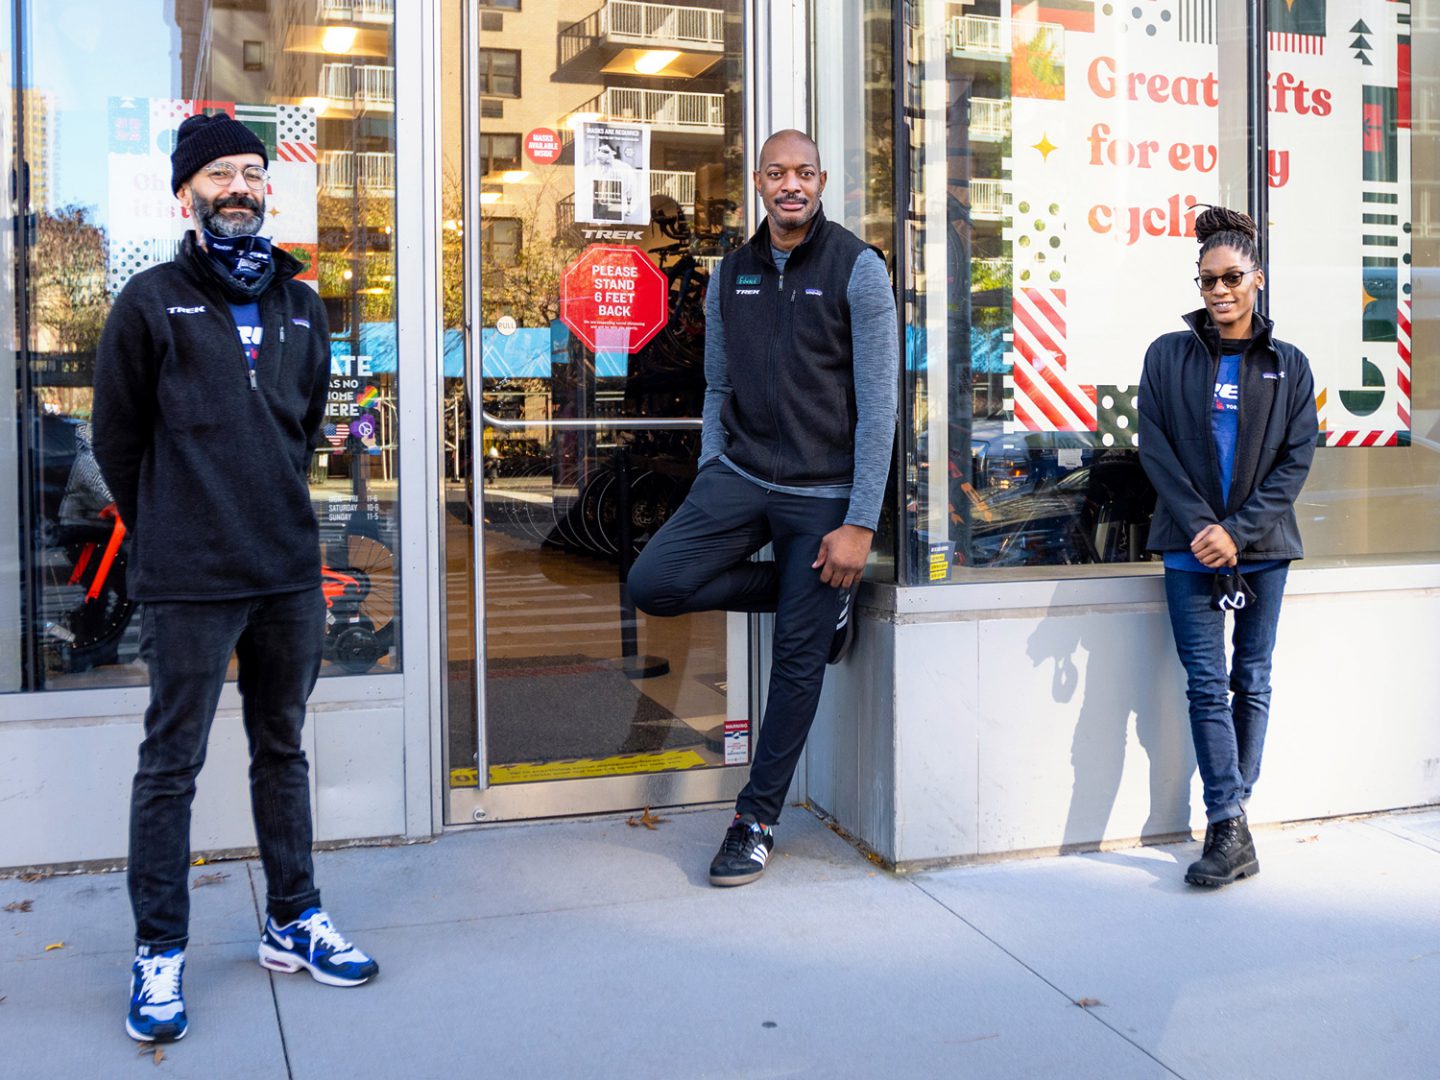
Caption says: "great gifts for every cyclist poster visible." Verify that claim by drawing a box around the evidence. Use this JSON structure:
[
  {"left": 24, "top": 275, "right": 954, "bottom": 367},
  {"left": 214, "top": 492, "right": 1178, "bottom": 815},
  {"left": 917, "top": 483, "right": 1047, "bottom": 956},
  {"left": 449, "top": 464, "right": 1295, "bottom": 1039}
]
[{"left": 1001, "top": 0, "right": 1413, "bottom": 447}]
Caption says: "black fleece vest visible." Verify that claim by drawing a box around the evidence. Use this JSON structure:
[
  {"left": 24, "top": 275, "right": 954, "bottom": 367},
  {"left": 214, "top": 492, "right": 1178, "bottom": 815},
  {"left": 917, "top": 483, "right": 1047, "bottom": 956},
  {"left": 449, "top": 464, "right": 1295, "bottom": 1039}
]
[{"left": 717, "top": 208, "right": 874, "bottom": 487}]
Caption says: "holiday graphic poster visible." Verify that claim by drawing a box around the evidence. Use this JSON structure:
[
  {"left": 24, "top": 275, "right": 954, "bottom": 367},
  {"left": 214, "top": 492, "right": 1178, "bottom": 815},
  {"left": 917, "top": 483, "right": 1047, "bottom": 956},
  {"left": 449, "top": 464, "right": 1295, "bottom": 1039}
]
[{"left": 994, "top": 0, "right": 1411, "bottom": 446}]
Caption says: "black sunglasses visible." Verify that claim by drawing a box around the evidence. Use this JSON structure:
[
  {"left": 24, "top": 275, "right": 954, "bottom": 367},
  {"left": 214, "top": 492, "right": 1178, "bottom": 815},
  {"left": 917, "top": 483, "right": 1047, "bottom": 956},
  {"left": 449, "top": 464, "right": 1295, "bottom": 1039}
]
[{"left": 1195, "top": 268, "right": 1259, "bottom": 292}]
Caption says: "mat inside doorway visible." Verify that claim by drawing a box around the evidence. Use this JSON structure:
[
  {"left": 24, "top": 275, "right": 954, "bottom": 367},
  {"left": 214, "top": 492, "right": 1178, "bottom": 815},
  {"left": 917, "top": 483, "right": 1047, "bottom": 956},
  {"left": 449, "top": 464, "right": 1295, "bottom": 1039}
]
[{"left": 483, "top": 654, "right": 696, "bottom": 765}]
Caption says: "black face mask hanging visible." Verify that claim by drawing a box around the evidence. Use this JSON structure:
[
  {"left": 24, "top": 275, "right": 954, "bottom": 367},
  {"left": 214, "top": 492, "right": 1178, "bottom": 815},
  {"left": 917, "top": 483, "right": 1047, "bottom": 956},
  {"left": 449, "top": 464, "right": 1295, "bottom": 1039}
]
[{"left": 1210, "top": 565, "right": 1258, "bottom": 612}]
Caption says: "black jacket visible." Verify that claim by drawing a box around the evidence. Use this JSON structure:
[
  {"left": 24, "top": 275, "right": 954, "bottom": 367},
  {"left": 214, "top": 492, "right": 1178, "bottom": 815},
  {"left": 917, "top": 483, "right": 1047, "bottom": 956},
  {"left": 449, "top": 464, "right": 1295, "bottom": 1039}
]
[
  {"left": 92, "top": 233, "right": 332, "bottom": 601},
  {"left": 1138, "top": 309, "right": 1318, "bottom": 560},
  {"left": 716, "top": 207, "right": 875, "bottom": 487}
]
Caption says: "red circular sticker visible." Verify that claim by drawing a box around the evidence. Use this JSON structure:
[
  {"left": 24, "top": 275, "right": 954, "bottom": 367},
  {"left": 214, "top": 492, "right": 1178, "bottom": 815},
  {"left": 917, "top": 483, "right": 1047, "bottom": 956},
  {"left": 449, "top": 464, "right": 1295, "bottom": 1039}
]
[
  {"left": 525, "top": 128, "right": 562, "bottom": 165},
  {"left": 560, "top": 245, "right": 669, "bottom": 355}
]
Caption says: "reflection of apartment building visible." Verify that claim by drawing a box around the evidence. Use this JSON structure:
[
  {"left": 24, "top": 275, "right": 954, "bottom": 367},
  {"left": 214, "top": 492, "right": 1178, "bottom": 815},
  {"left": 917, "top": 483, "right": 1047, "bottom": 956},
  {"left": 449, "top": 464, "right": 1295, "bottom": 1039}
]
[
  {"left": 22, "top": 89, "right": 53, "bottom": 212},
  {"left": 479, "top": 0, "right": 735, "bottom": 261}
]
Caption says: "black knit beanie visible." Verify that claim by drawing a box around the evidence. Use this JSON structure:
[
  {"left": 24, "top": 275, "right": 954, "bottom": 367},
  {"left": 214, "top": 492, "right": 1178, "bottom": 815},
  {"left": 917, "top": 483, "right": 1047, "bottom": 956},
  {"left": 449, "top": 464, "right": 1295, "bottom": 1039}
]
[{"left": 170, "top": 113, "right": 269, "bottom": 193}]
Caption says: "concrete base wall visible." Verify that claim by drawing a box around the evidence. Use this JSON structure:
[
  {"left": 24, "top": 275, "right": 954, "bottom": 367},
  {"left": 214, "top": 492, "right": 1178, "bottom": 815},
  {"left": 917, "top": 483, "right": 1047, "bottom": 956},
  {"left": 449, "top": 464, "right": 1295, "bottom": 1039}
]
[
  {"left": 808, "top": 565, "right": 1440, "bottom": 867},
  {"left": 0, "top": 681, "right": 409, "bottom": 870}
]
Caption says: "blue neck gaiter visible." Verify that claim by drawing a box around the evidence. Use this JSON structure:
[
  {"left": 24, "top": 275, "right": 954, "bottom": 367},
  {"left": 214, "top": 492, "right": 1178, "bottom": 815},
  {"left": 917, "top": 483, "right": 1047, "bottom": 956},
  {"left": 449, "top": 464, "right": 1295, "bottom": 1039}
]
[{"left": 204, "top": 230, "right": 274, "bottom": 285}]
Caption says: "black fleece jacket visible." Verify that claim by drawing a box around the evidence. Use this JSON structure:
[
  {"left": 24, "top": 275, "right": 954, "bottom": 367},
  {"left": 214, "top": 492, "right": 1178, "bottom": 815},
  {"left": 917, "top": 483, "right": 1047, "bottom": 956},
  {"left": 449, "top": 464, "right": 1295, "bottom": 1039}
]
[
  {"left": 1138, "top": 309, "right": 1318, "bottom": 560},
  {"left": 92, "top": 233, "right": 331, "bottom": 601}
]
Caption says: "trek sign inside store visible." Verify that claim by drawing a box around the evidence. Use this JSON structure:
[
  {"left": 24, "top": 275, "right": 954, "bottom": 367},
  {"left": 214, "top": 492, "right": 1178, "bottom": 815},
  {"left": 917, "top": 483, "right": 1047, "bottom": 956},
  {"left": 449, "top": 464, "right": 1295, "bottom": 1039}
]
[{"left": 559, "top": 245, "right": 668, "bottom": 354}]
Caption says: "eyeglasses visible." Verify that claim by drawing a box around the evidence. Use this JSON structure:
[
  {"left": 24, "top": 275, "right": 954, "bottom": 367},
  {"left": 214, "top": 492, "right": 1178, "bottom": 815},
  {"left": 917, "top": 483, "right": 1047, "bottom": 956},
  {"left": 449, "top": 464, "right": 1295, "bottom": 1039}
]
[
  {"left": 199, "top": 162, "right": 270, "bottom": 190},
  {"left": 1194, "top": 268, "right": 1259, "bottom": 292}
]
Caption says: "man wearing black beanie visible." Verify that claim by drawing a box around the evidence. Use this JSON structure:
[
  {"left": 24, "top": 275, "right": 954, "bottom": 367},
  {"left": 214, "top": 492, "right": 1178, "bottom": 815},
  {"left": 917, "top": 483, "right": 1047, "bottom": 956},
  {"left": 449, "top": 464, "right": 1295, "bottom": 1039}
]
[{"left": 93, "top": 111, "right": 378, "bottom": 1045}]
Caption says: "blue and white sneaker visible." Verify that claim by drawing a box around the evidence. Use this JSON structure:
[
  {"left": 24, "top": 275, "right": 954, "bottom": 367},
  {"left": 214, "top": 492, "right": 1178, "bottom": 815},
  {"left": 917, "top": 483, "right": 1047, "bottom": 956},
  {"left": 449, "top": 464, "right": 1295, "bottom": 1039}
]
[
  {"left": 258, "top": 908, "right": 378, "bottom": 987},
  {"left": 126, "top": 946, "right": 188, "bottom": 1043}
]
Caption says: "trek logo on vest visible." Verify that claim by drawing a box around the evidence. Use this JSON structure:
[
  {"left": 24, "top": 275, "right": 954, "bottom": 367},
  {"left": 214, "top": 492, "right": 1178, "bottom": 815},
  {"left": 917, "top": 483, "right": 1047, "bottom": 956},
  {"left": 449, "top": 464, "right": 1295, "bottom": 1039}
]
[{"left": 1214, "top": 380, "right": 1239, "bottom": 412}]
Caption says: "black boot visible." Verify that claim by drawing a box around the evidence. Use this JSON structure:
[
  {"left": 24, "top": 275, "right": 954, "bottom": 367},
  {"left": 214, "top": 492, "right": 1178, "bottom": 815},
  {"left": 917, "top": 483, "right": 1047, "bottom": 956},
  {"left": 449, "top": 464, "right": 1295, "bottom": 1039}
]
[{"left": 1185, "top": 814, "right": 1259, "bottom": 887}]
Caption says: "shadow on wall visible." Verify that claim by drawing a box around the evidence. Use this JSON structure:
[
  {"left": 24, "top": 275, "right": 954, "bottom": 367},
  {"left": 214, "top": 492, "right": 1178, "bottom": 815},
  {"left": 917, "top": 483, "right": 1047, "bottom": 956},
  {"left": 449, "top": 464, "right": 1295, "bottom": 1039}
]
[{"left": 1026, "top": 614, "right": 1196, "bottom": 851}]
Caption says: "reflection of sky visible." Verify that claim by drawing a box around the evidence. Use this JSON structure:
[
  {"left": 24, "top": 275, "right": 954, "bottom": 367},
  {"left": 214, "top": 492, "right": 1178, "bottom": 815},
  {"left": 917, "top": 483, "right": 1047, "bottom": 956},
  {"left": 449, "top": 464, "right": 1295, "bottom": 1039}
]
[{"left": 32, "top": 3, "right": 177, "bottom": 216}]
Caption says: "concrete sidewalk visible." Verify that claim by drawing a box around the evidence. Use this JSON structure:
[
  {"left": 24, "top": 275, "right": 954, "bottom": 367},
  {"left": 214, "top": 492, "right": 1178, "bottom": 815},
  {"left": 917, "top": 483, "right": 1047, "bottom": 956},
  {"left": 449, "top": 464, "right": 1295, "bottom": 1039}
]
[{"left": 4, "top": 805, "right": 1438, "bottom": 1079}]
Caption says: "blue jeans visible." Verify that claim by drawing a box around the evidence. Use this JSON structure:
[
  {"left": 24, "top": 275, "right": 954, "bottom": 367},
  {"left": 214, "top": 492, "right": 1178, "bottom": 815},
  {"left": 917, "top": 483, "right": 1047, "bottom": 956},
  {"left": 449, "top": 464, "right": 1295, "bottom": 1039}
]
[
  {"left": 1163, "top": 564, "right": 1289, "bottom": 824},
  {"left": 128, "top": 587, "right": 325, "bottom": 949},
  {"left": 627, "top": 464, "right": 850, "bottom": 825}
]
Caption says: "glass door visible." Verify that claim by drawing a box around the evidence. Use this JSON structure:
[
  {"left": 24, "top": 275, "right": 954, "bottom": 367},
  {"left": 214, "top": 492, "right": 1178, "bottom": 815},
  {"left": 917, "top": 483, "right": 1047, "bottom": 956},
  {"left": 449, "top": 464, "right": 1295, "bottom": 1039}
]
[{"left": 444, "top": 0, "right": 753, "bottom": 822}]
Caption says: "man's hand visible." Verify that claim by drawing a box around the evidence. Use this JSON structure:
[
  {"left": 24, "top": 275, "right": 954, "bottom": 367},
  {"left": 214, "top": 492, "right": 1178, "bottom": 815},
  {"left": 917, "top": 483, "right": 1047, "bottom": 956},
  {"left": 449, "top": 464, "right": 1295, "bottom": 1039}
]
[
  {"left": 1191, "top": 523, "right": 1237, "bottom": 568},
  {"left": 813, "top": 524, "right": 874, "bottom": 589}
]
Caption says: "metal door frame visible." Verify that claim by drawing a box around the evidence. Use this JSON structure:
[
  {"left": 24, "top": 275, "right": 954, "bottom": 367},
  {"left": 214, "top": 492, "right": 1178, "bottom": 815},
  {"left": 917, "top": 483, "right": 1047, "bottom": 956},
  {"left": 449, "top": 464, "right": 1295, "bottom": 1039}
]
[{"left": 446, "top": 0, "right": 803, "bottom": 825}]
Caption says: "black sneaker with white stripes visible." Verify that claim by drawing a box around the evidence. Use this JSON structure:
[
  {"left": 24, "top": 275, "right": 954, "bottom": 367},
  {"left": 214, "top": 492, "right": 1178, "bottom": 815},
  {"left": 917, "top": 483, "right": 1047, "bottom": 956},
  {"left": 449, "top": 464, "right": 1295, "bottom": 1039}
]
[
  {"left": 709, "top": 813, "right": 774, "bottom": 887},
  {"left": 827, "top": 582, "right": 861, "bottom": 664}
]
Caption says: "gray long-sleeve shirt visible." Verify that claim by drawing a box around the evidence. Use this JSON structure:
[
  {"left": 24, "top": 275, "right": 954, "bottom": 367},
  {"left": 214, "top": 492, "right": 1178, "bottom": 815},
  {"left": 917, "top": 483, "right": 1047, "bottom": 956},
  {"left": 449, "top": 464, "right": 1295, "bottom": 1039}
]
[{"left": 700, "top": 246, "right": 898, "bottom": 531}]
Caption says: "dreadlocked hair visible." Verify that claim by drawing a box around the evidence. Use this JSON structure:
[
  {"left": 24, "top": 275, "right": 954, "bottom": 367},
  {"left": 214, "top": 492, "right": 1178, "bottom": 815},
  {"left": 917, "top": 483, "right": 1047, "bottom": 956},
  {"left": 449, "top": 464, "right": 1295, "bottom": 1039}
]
[{"left": 1194, "top": 205, "right": 1260, "bottom": 267}]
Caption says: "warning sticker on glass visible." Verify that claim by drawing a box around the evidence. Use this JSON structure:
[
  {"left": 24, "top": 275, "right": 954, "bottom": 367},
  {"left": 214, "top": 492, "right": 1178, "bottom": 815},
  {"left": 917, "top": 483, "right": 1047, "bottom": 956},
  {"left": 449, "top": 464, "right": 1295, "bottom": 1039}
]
[{"left": 723, "top": 718, "right": 750, "bottom": 765}]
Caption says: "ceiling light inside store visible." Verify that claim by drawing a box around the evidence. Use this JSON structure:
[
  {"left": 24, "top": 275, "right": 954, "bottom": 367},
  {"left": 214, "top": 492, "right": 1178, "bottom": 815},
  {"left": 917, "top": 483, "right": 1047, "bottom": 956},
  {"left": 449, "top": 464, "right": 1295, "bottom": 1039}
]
[
  {"left": 479, "top": 192, "right": 502, "bottom": 204},
  {"left": 299, "top": 96, "right": 329, "bottom": 117},
  {"left": 633, "top": 50, "right": 681, "bottom": 75},
  {"left": 566, "top": 112, "right": 601, "bottom": 131},
  {"left": 322, "top": 26, "right": 358, "bottom": 54},
  {"left": 500, "top": 170, "right": 530, "bottom": 184}
]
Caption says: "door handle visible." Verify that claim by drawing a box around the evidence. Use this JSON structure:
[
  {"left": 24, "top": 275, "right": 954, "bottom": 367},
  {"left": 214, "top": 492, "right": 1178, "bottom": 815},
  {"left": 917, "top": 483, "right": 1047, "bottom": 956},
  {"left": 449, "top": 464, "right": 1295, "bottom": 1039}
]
[{"left": 480, "top": 409, "right": 702, "bottom": 431}]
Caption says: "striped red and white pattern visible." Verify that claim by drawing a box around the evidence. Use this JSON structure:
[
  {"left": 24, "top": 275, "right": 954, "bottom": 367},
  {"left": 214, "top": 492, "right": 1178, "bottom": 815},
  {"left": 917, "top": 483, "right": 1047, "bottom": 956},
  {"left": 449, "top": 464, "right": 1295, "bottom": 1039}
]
[
  {"left": 1325, "top": 430, "right": 1401, "bottom": 447},
  {"left": 1397, "top": 298, "right": 1412, "bottom": 429},
  {"left": 1010, "top": 289, "right": 1097, "bottom": 431},
  {"left": 277, "top": 141, "right": 318, "bottom": 163},
  {"left": 1268, "top": 31, "right": 1324, "bottom": 54}
]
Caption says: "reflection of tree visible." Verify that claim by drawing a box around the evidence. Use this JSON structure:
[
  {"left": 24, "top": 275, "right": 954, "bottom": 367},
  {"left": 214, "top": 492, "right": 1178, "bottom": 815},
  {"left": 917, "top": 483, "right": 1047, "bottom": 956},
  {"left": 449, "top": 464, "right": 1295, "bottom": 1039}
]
[
  {"left": 32, "top": 205, "right": 110, "bottom": 354},
  {"left": 478, "top": 173, "right": 577, "bottom": 331},
  {"left": 316, "top": 192, "right": 395, "bottom": 327}
]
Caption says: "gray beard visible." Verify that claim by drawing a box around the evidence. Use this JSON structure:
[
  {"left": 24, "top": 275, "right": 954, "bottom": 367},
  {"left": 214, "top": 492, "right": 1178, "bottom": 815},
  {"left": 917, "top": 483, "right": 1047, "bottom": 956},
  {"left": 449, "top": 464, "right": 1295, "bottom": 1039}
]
[{"left": 193, "top": 191, "right": 265, "bottom": 238}]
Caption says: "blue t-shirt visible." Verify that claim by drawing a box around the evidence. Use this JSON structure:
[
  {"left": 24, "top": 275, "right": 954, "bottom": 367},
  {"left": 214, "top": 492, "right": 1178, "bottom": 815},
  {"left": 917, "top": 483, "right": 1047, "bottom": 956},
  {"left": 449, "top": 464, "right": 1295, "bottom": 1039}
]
[
  {"left": 230, "top": 301, "right": 262, "bottom": 388},
  {"left": 1165, "top": 338, "right": 1281, "bottom": 574}
]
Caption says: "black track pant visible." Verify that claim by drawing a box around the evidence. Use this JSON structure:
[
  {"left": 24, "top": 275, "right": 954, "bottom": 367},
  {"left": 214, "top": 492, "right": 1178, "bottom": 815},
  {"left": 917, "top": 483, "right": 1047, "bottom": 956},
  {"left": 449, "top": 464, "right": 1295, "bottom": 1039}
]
[{"left": 627, "top": 463, "right": 848, "bottom": 824}]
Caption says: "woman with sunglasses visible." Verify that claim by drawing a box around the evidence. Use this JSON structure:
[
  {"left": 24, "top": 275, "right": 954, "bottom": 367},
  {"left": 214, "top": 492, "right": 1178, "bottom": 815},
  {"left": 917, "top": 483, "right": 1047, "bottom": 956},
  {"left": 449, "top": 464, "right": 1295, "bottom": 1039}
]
[{"left": 1137, "top": 206, "right": 1318, "bottom": 888}]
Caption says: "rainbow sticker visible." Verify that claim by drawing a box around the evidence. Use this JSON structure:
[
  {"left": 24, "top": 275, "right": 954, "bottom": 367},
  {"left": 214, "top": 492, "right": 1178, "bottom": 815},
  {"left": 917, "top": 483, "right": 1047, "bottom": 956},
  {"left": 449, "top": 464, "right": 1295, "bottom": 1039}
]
[{"left": 355, "top": 385, "right": 379, "bottom": 408}]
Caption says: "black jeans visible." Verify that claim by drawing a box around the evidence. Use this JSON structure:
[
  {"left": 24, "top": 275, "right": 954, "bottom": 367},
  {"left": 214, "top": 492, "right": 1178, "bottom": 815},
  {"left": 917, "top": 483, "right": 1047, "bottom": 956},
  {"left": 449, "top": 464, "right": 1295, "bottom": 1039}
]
[
  {"left": 627, "top": 464, "right": 849, "bottom": 825},
  {"left": 129, "top": 587, "right": 325, "bottom": 949}
]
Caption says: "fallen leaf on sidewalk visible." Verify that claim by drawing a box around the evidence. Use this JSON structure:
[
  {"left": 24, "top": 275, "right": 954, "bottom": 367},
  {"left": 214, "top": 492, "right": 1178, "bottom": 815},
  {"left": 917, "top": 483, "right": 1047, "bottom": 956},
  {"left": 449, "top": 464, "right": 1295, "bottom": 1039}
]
[
  {"left": 626, "top": 807, "right": 668, "bottom": 830},
  {"left": 137, "top": 1044, "right": 165, "bottom": 1065},
  {"left": 43, "top": 942, "right": 64, "bottom": 952},
  {"left": 3, "top": 900, "right": 33, "bottom": 913},
  {"left": 1296, "top": 834, "right": 1319, "bottom": 844},
  {"left": 1074, "top": 997, "right": 1103, "bottom": 1008},
  {"left": 191, "top": 856, "right": 206, "bottom": 866},
  {"left": 191, "top": 872, "right": 230, "bottom": 889},
  {"left": 18, "top": 871, "right": 48, "bottom": 884}
]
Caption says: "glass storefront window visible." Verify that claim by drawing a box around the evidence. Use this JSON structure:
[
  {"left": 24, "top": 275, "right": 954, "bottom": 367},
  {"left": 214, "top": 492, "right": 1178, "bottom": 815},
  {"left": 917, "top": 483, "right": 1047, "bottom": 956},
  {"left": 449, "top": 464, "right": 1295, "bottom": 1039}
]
[
  {"left": 864, "top": 0, "right": 1438, "bottom": 584},
  {"left": 890, "top": 0, "right": 1229, "bottom": 582},
  {"left": 4, "top": 0, "right": 402, "bottom": 691},
  {"left": 1270, "top": 0, "right": 1440, "bottom": 561}
]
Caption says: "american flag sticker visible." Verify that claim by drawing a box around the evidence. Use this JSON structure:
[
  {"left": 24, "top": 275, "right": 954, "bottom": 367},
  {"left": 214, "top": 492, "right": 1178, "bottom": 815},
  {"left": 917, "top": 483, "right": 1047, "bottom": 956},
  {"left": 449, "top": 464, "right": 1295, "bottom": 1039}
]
[{"left": 324, "top": 423, "right": 350, "bottom": 448}]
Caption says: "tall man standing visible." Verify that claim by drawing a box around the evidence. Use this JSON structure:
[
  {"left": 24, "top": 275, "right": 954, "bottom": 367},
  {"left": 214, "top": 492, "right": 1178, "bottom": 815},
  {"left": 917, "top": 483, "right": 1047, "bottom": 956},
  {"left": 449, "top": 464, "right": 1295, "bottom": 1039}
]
[
  {"left": 628, "top": 130, "right": 898, "bottom": 886},
  {"left": 94, "top": 113, "right": 377, "bottom": 1044}
]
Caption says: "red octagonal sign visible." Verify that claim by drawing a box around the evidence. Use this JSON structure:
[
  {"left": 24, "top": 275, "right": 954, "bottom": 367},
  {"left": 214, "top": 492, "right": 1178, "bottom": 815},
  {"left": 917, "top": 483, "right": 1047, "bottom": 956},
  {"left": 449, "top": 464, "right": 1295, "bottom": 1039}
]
[{"left": 560, "top": 245, "right": 669, "bottom": 355}]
